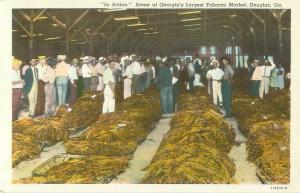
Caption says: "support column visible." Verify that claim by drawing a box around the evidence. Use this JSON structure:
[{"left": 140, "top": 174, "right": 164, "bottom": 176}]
[
  {"left": 263, "top": 22, "right": 267, "bottom": 59},
  {"left": 278, "top": 16, "right": 283, "bottom": 63},
  {"left": 66, "top": 13, "right": 70, "bottom": 55},
  {"left": 253, "top": 33, "right": 257, "bottom": 58},
  {"left": 29, "top": 21, "right": 34, "bottom": 58},
  {"left": 89, "top": 34, "right": 94, "bottom": 55},
  {"left": 66, "top": 30, "right": 70, "bottom": 55}
]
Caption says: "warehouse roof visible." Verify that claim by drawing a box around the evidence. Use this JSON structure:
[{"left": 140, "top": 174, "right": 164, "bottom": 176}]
[{"left": 12, "top": 9, "right": 290, "bottom": 56}]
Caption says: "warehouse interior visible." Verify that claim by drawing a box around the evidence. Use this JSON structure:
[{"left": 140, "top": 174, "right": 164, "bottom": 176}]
[
  {"left": 12, "top": 9, "right": 290, "bottom": 184},
  {"left": 13, "top": 9, "right": 290, "bottom": 65}
]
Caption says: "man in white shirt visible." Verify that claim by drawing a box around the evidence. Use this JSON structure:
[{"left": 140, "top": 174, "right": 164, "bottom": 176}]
[
  {"left": 102, "top": 61, "right": 116, "bottom": 114},
  {"left": 68, "top": 59, "right": 79, "bottom": 111},
  {"left": 81, "top": 56, "right": 92, "bottom": 92},
  {"left": 12, "top": 58, "right": 24, "bottom": 120},
  {"left": 210, "top": 60, "right": 224, "bottom": 107},
  {"left": 123, "top": 58, "right": 133, "bottom": 99},
  {"left": 131, "top": 55, "right": 142, "bottom": 94},
  {"left": 140, "top": 60, "right": 147, "bottom": 92},
  {"left": 187, "top": 57, "right": 195, "bottom": 91},
  {"left": 36, "top": 56, "right": 47, "bottom": 80},
  {"left": 259, "top": 60, "right": 275, "bottom": 99},
  {"left": 96, "top": 57, "right": 105, "bottom": 91},
  {"left": 251, "top": 59, "right": 262, "bottom": 97},
  {"left": 43, "top": 59, "right": 57, "bottom": 116}
]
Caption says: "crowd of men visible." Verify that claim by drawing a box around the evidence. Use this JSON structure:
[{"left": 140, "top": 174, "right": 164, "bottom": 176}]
[
  {"left": 12, "top": 53, "right": 290, "bottom": 121},
  {"left": 12, "top": 54, "right": 157, "bottom": 121},
  {"left": 248, "top": 58, "right": 289, "bottom": 99}
]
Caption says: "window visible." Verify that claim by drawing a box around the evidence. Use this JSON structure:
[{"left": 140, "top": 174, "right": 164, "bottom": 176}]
[
  {"left": 244, "top": 55, "right": 249, "bottom": 68},
  {"left": 200, "top": 46, "right": 206, "bottom": 55},
  {"left": 225, "top": 46, "right": 232, "bottom": 54},
  {"left": 210, "top": 46, "right": 216, "bottom": 56},
  {"left": 239, "top": 56, "right": 244, "bottom": 68},
  {"left": 235, "top": 56, "right": 239, "bottom": 68},
  {"left": 268, "top": 56, "right": 274, "bottom": 64},
  {"left": 235, "top": 46, "right": 239, "bottom": 55}
]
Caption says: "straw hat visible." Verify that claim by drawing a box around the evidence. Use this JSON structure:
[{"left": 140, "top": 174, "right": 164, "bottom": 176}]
[{"left": 57, "top": 55, "right": 66, "bottom": 60}]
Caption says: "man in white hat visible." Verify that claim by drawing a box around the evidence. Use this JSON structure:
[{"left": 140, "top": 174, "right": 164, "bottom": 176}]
[
  {"left": 102, "top": 60, "right": 116, "bottom": 114},
  {"left": 55, "top": 55, "right": 70, "bottom": 106},
  {"left": 131, "top": 55, "right": 142, "bottom": 94},
  {"left": 123, "top": 57, "right": 133, "bottom": 99},
  {"left": 156, "top": 56, "right": 162, "bottom": 61},
  {"left": 210, "top": 59, "right": 224, "bottom": 107},
  {"left": 68, "top": 58, "right": 79, "bottom": 112},
  {"left": 96, "top": 57, "right": 105, "bottom": 92},
  {"left": 81, "top": 56, "right": 92, "bottom": 92},
  {"left": 259, "top": 59, "right": 275, "bottom": 99}
]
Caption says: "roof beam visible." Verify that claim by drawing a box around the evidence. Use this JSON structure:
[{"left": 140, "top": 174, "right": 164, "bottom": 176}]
[
  {"left": 12, "top": 14, "right": 32, "bottom": 37},
  {"left": 81, "top": 30, "right": 91, "bottom": 45},
  {"left": 107, "top": 23, "right": 125, "bottom": 42},
  {"left": 32, "top": 9, "right": 47, "bottom": 22},
  {"left": 45, "top": 12, "right": 67, "bottom": 30},
  {"left": 93, "top": 15, "right": 113, "bottom": 34},
  {"left": 129, "top": 33, "right": 144, "bottom": 49},
  {"left": 70, "top": 22, "right": 88, "bottom": 40},
  {"left": 280, "top": 9, "right": 288, "bottom": 17},
  {"left": 18, "top": 10, "right": 31, "bottom": 22},
  {"left": 272, "top": 9, "right": 288, "bottom": 21},
  {"left": 248, "top": 10, "right": 264, "bottom": 24},
  {"left": 68, "top": 9, "right": 90, "bottom": 31},
  {"left": 120, "top": 31, "right": 132, "bottom": 42}
]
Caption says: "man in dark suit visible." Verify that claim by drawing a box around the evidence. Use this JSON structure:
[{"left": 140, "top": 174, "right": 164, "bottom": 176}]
[{"left": 24, "top": 59, "right": 39, "bottom": 117}]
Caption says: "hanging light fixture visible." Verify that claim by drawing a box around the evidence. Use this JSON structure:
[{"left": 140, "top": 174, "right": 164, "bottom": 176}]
[
  {"left": 178, "top": 11, "right": 201, "bottom": 15},
  {"left": 114, "top": 16, "right": 139, "bottom": 21},
  {"left": 181, "top": 18, "right": 202, "bottom": 22}
]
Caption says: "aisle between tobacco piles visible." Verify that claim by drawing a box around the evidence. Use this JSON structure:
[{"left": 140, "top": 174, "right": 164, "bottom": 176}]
[
  {"left": 111, "top": 117, "right": 172, "bottom": 183},
  {"left": 225, "top": 116, "right": 261, "bottom": 183}
]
